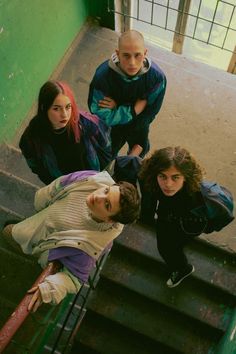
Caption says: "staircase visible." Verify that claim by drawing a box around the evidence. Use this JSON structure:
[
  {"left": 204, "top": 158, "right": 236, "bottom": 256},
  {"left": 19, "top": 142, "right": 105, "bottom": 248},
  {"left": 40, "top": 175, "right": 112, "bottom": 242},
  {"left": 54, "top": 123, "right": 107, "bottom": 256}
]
[
  {"left": 0, "top": 143, "right": 66, "bottom": 353},
  {"left": 0, "top": 142, "right": 235, "bottom": 354},
  {"left": 72, "top": 217, "right": 236, "bottom": 353}
]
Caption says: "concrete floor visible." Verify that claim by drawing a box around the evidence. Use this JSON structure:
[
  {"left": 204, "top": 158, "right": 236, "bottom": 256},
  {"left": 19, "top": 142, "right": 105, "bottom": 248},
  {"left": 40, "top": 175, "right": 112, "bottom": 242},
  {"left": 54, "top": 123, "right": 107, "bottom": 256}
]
[{"left": 57, "top": 24, "right": 236, "bottom": 252}]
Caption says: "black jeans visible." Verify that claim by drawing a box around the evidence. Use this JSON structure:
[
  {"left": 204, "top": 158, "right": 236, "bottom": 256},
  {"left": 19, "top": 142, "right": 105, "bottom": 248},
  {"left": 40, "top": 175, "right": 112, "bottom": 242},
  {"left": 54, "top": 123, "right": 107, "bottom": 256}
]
[
  {"left": 156, "top": 217, "right": 204, "bottom": 273},
  {"left": 111, "top": 115, "right": 154, "bottom": 158}
]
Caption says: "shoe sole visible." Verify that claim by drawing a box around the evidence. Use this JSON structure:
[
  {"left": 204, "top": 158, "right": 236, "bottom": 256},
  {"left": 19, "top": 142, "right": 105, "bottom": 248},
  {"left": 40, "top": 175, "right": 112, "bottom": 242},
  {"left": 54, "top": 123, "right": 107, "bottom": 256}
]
[{"left": 167, "top": 266, "right": 195, "bottom": 288}]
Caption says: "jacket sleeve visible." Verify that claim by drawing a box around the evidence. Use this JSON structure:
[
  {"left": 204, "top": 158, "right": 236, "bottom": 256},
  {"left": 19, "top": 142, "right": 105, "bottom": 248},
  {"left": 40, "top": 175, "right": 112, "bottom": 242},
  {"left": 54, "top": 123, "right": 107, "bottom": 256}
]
[
  {"left": 137, "top": 73, "right": 167, "bottom": 121},
  {"left": 89, "top": 87, "right": 135, "bottom": 126},
  {"left": 38, "top": 268, "right": 82, "bottom": 305},
  {"left": 81, "top": 113, "right": 112, "bottom": 170},
  {"left": 19, "top": 131, "right": 54, "bottom": 185}
]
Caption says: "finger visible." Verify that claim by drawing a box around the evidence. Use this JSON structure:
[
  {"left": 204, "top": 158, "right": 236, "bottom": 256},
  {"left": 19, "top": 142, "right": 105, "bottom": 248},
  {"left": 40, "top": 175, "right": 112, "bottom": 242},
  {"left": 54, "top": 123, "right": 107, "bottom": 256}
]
[
  {"left": 28, "top": 293, "right": 38, "bottom": 312},
  {"left": 98, "top": 102, "right": 110, "bottom": 108},
  {"left": 32, "top": 298, "right": 42, "bottom": 313},
  {"left": 27, "top": 286, "right": 38, "bottom": 293}
]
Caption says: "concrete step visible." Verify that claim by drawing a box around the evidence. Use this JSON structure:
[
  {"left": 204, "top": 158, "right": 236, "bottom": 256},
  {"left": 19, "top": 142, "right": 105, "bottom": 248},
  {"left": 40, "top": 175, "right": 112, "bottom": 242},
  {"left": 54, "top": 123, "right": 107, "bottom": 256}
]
[
  {"left": 0, "top": 169, "right": 38, "bottom": 217},
  {"left": 101, "top": 244, "right": 235, "bottom": 332},
  {"left": 117, "top": 223, "right": 236, "bottom": 296},
  {"left": 0, "top": 205, "right": 24, "bottom": 229},
  {"left": 0, "top": 143, "right": 43, "bottom": 187},
  {"left": 73, "top": 310, "right": 181, "bottom": 354},
  {"left": 73, "top": 222, "right": 236, "bottom": 354},
  {"left": 75, "top": 277, "right": 220, "bottom": 354},
  {"left": 0, "top": 297, "right": 16, "bottom": 330},
  {"left": 0, "top": 246, "right": 41, "bottom": 306}
]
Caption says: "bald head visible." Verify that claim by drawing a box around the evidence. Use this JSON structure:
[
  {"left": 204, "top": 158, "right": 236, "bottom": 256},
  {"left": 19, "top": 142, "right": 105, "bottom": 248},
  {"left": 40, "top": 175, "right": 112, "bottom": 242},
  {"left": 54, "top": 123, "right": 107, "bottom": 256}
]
[
  {"left": 116, "top": 30, "right": 147, "bottom": 76},
  {"left": 118, "top": 30, "right": 145, "bottom": 49}
]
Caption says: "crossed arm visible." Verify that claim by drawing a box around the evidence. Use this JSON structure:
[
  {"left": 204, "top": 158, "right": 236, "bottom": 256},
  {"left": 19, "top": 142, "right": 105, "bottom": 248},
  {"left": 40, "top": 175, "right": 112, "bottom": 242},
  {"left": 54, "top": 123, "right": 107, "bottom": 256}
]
[{"left": 98, "top": 96, "right": 147, "bottom": 115}]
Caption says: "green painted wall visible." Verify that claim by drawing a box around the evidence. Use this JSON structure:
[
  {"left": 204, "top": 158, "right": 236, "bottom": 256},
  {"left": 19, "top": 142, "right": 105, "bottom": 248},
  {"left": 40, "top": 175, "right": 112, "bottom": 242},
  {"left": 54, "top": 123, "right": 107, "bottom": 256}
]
[{"left": 0, "top": 0, "right": 89, "bottom": 143}]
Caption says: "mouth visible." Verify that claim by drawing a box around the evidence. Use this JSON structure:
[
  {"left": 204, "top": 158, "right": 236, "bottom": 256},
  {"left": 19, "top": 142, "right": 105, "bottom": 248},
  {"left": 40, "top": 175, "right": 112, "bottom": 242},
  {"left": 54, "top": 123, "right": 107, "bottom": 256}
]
[
  {"left": 60, "top": 119, "right": 68, "bottom": 124},
  {"left": 163, "top": 189, "right": 174, "bottom": 194},
  {"left": 128, "top": 68, "right": 137, "bottom": 72}
]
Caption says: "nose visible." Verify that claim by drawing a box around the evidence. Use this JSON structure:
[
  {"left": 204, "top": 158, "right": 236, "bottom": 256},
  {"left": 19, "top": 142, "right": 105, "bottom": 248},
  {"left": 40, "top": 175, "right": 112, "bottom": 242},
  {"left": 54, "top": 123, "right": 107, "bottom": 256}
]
[
  {"left": 129, "top": 56, "right": 136, "bottom": 66},
  {"left": 95, "top": 193, "right": 105, "bottom": 204},
  {"left": 60, "top": 108, "right": 67, "bottom": 117},
  {"left": 165, "top": 178, "right": 173, "bottom": 188}
]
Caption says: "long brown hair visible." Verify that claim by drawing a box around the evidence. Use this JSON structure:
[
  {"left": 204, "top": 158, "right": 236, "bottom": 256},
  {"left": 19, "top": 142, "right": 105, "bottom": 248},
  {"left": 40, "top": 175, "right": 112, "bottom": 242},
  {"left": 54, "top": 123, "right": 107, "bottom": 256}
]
[
  {"left": 37, "top": 80, "right": 80, "bottom": 142},
  {"left": 139, "top": 146, "right": 204, "bottom": 195}
]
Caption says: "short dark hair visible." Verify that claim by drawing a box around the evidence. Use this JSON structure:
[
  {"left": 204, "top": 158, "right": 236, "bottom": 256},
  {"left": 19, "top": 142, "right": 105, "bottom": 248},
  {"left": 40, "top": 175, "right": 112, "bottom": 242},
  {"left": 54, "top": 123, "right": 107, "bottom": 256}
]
[{"left": 111, "top": 181, "right": 140, "bottom": 224}]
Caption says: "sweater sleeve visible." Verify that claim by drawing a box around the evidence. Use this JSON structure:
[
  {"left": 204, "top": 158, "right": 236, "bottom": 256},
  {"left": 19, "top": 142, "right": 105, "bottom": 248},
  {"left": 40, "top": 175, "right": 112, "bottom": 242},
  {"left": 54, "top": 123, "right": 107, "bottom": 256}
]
[
  {"left": 38, "top": 268, "right": 82, "bottom": 305},
  {"left": 34, "top": 170, "right": 98, "bottom": 211}
]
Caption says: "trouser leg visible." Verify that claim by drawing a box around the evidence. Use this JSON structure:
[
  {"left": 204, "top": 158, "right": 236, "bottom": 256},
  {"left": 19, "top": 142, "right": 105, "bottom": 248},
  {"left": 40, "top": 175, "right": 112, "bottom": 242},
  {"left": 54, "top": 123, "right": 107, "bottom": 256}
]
[
  {"left": 126, "top": 117, "right": 153, "bottom": 157},
  {"left": 156, "top": 222, "right": 190, "bottom": 273},
  {"left": 111, "top": 126, "right": 127, "bottom": 158}
]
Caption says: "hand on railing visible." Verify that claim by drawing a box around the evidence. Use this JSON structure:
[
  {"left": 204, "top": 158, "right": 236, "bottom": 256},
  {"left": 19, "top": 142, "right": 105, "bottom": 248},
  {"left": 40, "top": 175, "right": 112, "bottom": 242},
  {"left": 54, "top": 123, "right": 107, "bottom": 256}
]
[
  {"left": 27, "top": 285, "right": 43, "bottom": 313},
  {"left": 0, "top": 261, "right": 61, "bottom": 353}
]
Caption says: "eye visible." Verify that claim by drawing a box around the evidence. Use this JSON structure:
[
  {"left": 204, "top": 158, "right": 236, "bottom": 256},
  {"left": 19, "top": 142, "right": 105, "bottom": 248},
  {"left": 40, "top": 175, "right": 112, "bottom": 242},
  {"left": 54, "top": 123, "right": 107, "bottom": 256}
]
[
  {"left": 105, "top": 200, "right": 110, "bottom": 210},
  {"left": 135, "top": 53, "right": 142, "bottom": 59},
  {"left": 173, "top": 176, "right": 180, "bottom": 181},
  {"left": 66, "top": 104, "right": 72, "bottom": 110},
  {"left": 53, "top": 107, "right": 59, "bottom": 111},
  {"left": 158, "top": 174, "right": 166, "bottom": 180}
]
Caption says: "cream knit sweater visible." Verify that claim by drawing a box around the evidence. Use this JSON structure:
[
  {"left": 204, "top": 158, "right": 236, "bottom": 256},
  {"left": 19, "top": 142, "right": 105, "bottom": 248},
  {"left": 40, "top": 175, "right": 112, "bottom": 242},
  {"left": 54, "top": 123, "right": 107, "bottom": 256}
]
[{"left": 12, "top": 171, "right": 124, "bottom": 305}]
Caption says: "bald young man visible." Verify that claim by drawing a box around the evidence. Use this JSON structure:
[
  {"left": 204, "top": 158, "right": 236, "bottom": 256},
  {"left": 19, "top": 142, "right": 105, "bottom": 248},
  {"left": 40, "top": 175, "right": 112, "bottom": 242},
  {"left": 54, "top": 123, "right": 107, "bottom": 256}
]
[{"left": 88, "top": 30, "right": 167, "bottom": 158}]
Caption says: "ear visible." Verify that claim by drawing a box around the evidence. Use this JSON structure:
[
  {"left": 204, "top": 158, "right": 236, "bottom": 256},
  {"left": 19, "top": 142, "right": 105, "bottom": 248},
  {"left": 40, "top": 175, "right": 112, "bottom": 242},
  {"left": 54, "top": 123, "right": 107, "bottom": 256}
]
[
  {"left": 144, "top": 48, "right": 148, "bottom": 56},
  {"left": 115, "top": 49, "right": 119, "bottom": 57}
]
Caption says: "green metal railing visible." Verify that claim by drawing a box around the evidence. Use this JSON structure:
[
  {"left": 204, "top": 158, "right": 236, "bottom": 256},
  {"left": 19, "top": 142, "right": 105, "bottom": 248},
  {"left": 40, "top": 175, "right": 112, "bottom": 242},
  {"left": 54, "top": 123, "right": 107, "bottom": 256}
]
[{"left": 0, "top": 251, "right": 111, "bottom": 353}]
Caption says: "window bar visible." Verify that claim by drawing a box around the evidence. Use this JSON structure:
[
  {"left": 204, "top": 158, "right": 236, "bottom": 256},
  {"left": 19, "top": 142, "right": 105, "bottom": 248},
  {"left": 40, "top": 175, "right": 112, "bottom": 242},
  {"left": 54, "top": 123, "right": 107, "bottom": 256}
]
[
  {"left": 137, "top": 0, "right": 140, "bottom": 21},
  {"left": 207, "top": 0, "right": 219, "bottom": 44},
  {"left": 165, "top": 0, "right": 170, "bottom": 30},
  {"left": 222, "top": 5, "right": 235, "bottom": 49},
  {"left": 150, "top": 0, "right": 154, "bottom": 26},
  {"left": 192, "top": 0, "right": 202, "bottom": 39}
]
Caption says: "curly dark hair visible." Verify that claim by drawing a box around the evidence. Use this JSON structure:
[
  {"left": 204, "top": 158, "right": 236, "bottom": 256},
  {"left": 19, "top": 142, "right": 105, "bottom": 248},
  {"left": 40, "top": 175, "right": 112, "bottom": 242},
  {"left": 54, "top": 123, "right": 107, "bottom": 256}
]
[
  {"left": 111, "top": 181, "right": 140, "bottom": 224},
  {"left": 139, "top": 146, "right": 204, "bottom": 195}
]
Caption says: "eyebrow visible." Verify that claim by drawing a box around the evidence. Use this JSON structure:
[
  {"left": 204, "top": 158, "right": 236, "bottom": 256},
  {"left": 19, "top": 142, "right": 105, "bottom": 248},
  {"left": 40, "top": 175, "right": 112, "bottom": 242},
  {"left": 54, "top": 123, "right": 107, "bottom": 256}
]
[
  {"left": 52, "top": 103, "right": 71, "bottom": 107},
  {"left": 160, "top": 173, "right": 181, "bottom": 177},
  {"left": 106, "top": 187, "right": 112, "bottom": 211}
]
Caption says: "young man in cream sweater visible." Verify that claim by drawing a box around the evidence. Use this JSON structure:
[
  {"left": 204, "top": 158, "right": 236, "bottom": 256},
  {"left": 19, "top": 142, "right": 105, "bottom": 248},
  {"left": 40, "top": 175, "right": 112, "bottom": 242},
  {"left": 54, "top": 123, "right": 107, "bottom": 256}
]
[{"left": 2, "top": 170, "right": 140, "bottom": 312}]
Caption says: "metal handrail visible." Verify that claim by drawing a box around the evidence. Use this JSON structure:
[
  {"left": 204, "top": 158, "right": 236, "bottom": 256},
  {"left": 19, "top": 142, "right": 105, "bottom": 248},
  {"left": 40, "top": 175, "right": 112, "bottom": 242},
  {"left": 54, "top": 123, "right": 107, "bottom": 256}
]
[
  {"left": 0, "top": 261, "right": 61, "bottom": 353},
  {"left": 37, "top": 251, "right": 111, "bottom": 353}
]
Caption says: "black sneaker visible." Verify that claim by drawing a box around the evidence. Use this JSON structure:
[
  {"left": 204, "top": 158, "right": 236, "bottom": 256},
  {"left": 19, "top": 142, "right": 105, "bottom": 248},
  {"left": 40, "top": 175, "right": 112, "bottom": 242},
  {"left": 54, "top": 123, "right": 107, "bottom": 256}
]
[{"left": 167, "top": 265, "right": 195, "bottom": 288}]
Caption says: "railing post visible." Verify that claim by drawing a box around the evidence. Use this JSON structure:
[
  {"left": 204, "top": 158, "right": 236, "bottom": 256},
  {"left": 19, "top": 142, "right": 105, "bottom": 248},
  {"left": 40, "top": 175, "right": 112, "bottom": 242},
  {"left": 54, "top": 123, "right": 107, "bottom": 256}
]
[
  {"left": 227, "top": 45, "right": 236, "bottom": 74},
  {"left": 115, "top": 0, "right": 132, "bottom": 33},
  {"left": 172, "top": 0, "right": 192, "bottom": 54}
]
